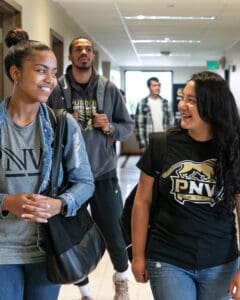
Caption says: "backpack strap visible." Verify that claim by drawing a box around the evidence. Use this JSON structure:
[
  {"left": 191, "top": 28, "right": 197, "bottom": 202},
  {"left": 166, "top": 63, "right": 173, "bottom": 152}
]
[
  {"left": 57, "top": 74, "right": 109, "bottom": 113},
  {"left": 58, "top": 76, "right": 72, "bottom": 111},
  {"left": 149, "top": 131, "right": 167, "bottom": 174},
  {"left": 96, "top": 76, "right": 109, "bottom": 112},
  {"left": 47, "top": 107, "right": 68, "bottom": 197},
  {"left": 148, "top": 131, "right": 167, "bottom": 224},
  {"left": 47, "top": 106, "right": 57, "bottom": 131}
]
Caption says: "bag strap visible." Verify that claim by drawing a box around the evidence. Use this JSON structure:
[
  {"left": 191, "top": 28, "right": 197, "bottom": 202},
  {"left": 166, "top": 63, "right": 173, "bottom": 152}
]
[
  {"left": 96, "top": 76, "right": 109, "bottom": 112},
  {"left": 47, "top": 107, "right": 67, "bottom": 197},
  {"left": 58, "top": 76, "right": 72, "bottom": 111},
  {"left": 148, "top": 131, "right": 167, "bottom": 224},
  {"left": 149, "top": 131, "right": 167, "bottom": 174},
  {"left": 58, "top": 74, "right": 109, "bottom": 113}
]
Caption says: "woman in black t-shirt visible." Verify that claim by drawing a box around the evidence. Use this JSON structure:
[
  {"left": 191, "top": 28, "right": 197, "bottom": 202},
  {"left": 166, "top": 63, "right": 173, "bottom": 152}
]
[{"left": 131, "top": 71, "right": 240, "bottom": 300}]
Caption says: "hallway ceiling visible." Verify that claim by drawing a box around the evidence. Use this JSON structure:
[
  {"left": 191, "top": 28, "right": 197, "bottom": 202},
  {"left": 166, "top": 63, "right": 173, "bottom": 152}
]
[{"left": 53, "top": 0, "right": 240, "bottom": 68}]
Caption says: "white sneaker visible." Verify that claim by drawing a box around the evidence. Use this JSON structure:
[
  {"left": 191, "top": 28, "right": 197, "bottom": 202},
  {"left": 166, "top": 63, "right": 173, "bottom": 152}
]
[{"left": 113, "top": 273, "right": 129, "bottom": 300}]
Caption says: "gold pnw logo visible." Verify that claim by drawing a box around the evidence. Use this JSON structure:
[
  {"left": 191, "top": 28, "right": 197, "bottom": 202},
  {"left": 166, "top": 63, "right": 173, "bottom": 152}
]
[{"left": 162, "top": 159, "right": 218, "bottom": 206}]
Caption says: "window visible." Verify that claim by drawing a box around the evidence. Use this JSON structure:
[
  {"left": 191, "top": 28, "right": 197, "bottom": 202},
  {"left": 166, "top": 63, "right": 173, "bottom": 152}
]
[{"left": 125, "top": 70, "right": 173, "bottom": 114}]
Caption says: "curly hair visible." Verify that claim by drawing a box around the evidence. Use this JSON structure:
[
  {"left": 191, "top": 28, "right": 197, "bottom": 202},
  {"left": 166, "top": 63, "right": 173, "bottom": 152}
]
[
  {"left": 4, "top": 27, "right": 29, "bottom": 48},
  {"left": 190, "top": 71, "right": 240, "bottom": 215}
]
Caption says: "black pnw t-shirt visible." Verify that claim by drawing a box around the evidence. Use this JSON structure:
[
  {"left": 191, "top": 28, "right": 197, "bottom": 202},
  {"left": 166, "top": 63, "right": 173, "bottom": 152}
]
[{"left": 137, "top": 129, "right": 238, "bottom": 270}]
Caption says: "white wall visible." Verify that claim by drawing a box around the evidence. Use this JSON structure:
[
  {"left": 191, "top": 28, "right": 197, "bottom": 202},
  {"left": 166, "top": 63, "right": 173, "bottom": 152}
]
[
  {"left": 171, "top": 66, "right": 206, "bottom": 84},
  {"left": 225, "top": 41, "right": 240, "bottom": 108}
]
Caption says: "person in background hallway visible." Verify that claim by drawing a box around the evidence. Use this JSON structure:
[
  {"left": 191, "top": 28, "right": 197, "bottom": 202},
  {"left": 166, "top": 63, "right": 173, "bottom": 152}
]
[
  {"left": 132, "top": 71, "right": 240, "bottom": 300},
  {"left": 48, "top": 36, "right": 134, "bottom": 300},
  {"left": 135, "top": 77, "right": 173, "bottom": 153},
  {"left": 0, "top": 28, "right": 94, "bottom": 300}
]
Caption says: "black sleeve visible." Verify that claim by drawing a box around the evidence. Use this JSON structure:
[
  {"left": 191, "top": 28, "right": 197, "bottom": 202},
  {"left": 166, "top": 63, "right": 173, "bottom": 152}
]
[
  {"left": 136, "top": 132, "right": 166, "bottom": 177},
  {"left": 136, "top": 143, "right": 155, "bottom": 177}
]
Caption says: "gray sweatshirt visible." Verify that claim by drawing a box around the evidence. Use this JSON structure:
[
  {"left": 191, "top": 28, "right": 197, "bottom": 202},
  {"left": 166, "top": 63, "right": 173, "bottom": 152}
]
[{"left": 48, "top": 67, "right": 134, "bottom": 179}]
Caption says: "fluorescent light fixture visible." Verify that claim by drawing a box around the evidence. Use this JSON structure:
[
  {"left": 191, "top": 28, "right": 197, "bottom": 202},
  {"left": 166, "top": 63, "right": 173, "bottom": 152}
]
[
  {"left": 124, "top": 15, "right": 215, "bottom": 21},
  {"left": 139, "top": 53, "right": 191, "bottom": 57},
  {"left": 133, "top": 39, "right": 200, "bottom": 44}
]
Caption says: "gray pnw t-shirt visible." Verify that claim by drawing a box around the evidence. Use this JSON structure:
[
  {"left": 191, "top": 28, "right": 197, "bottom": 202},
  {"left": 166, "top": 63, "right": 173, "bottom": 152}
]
[{"left": 0, "top": 114, "right": 45, "bottom": 264}]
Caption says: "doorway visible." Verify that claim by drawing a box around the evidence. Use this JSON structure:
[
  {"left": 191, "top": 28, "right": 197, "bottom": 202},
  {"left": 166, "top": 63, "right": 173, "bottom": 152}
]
[
  {"left": 50, "top": 29, "right": 64, "bottom": 78},
  {"left": 0, "top": 0, "right": 21, "bottom": 100}
]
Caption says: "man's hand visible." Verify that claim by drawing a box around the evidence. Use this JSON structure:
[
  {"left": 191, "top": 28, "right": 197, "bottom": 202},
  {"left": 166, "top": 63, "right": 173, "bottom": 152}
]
[{"left": 93, "top": 112, "right": 110, "bottom": 132}]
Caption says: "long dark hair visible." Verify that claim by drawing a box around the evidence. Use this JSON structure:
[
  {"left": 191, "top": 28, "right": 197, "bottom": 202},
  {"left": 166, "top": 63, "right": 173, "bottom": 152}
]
[
  {"left": 4, "top": 28, "right": 51, "bottom": 82},
  {"left": 191, "top": 71, "right": 240, "bottom": 214}
]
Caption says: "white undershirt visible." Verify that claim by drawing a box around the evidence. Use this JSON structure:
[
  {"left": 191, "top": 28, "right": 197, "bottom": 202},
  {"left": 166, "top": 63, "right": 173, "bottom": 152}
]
[{"left": 148, "top": 96, "right": 163, "bottom": 132}]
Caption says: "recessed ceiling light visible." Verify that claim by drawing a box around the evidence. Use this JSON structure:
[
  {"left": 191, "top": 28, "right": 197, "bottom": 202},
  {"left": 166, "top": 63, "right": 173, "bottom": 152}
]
[
  {"left": 139, "top": 53, "right": 191, "bottom": 57},
  {"left": 133, "top": 39, "right": 200, "bottom": 44},
  {"left": 124, "top": 15, "right": 215, "bottom": 21}
]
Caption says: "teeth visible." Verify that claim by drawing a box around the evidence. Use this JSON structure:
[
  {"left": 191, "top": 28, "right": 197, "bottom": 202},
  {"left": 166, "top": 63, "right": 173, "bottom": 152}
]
[{"left": 41, "top": 87, "right": 51, "bottom": 92}]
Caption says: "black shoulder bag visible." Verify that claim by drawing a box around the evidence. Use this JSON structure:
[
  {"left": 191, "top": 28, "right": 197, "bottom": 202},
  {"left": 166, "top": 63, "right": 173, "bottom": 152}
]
[
  {"left": 44, "top": 108, "right": 106, "bottom": 284},
  {"left": 120, "top": 131, "right": 167, "bottom": 261}
]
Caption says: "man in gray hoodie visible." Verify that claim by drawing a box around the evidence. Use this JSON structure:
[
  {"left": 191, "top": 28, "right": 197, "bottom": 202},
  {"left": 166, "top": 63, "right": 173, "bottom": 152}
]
[{"left": 48, "top": 37, "right": 133, "bottom": 300}]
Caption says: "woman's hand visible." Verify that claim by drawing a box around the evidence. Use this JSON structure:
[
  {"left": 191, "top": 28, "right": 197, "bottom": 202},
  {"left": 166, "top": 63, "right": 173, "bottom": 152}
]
[
  {"left": 3, "top": 193, "right": 62, "bottom": 223},
  {"left": 132, "top": 256, "right": 149, "bottom": 283},
  {"left": 228, "top": 268, "right": 240, "bottom": 299}
]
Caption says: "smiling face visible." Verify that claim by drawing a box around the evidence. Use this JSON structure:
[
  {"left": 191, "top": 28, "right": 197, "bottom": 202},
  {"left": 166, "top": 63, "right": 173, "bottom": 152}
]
[
  {"left": 178, "top": 80, "right": 212, "bottom": 140},
  {"left": 68, "top": 38, "right": 95, "bottom": 71},
  {"left": 11, "top": 50, "right": 57, "bottom": 103}
]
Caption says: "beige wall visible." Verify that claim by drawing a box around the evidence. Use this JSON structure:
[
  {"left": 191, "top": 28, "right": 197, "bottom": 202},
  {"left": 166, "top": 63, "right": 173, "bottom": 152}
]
[{"left": 15, "top": 0, "right": 108, "bottom": 73}]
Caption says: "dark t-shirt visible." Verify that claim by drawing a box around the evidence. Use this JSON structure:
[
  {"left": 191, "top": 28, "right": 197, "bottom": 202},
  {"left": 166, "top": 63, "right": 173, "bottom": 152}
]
[{"left": 137, "top": 129, "right": 238, "bottom": 270}]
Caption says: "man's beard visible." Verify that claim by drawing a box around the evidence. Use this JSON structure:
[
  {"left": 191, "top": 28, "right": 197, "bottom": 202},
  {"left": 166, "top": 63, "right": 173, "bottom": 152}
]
[
  {"left": 74, "top": 61, "right": 93, "bottom": 72},
  {"left": 77, "top": 65, "right": 92, "bottom": 71}
]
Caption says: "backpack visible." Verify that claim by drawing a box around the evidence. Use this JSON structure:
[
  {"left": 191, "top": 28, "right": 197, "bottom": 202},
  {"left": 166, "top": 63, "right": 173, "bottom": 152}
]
[
  {"left": 120, "top": 131, "right": 167, "bottom": 261},
  {"left": 58, "top": 75, "right": 109, "bottom": 112}
]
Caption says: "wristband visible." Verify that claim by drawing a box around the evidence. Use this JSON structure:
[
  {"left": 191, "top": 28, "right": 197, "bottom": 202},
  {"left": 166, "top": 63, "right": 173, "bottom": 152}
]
[
  {"left": 103, "top": 123, "right": 112, "bottom": 135},
  {"left": 60, "top": 200, "right": 68, "bottom": 216}
]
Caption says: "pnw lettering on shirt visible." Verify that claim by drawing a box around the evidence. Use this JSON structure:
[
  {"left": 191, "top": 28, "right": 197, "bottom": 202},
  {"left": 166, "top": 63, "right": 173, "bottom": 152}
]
[
  {"left": 0, "top": 147, "right": 42, "bottom": 177},
  {"left": 162, "top": 158, "right": 223, "bottom": 206}
]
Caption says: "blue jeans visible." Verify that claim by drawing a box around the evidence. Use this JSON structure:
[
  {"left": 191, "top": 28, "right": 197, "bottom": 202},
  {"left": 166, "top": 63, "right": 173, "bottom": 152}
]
[
  {"left": 146, "top": 259, "right": 238, "bottom": 300},
  {"left": 0, "top": 262, "right": 60, "bottom": 300}
]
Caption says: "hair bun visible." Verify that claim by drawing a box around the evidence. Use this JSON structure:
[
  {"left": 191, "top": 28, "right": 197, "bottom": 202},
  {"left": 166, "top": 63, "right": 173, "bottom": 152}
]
[{"left": 4, "top": 27, "right": 29, "bottom": 48}]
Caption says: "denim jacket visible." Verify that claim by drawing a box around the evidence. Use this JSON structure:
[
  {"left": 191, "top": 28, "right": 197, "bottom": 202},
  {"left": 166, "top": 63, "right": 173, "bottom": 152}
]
[{"left": 0, "top": 98, "right": 94, "bottom": 218}]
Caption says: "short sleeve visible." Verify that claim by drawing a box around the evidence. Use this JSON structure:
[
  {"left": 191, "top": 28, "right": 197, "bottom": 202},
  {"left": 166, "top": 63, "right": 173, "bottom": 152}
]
[
  {"left": 136, "top": 142, "right": 155, "bottom": 177},
  {"left": 136, "top": 132, "right": 167, "bottom": 177}
]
